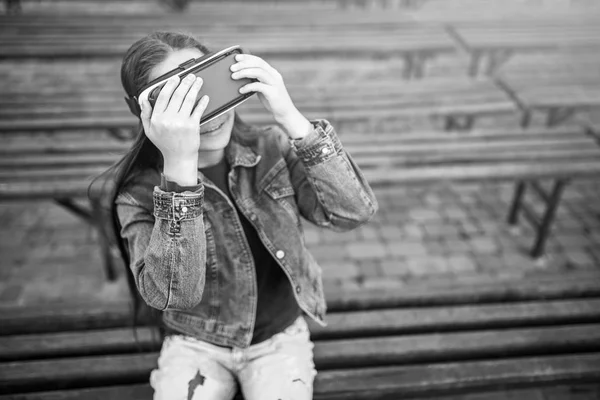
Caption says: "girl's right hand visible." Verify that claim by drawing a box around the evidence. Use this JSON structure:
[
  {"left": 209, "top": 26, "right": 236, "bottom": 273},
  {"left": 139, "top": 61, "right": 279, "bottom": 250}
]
[{"left": 140, "top": 74, "right": 209, "bottom": 164}]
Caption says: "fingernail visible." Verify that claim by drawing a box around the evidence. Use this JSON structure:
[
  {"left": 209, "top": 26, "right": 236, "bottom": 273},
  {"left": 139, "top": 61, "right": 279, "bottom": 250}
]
[
  {"left": 186, "top": 74, "right": 195, "bottom": 81},
  {"left": 235, "top": 54, "right": 243, "bottom": 61}
]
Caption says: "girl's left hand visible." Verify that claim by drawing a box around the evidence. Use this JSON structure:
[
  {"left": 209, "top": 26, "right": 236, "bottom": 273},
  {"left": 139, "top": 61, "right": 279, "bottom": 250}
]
[{"left": 231, "top": 54, "right": 311, "bottom": 139}]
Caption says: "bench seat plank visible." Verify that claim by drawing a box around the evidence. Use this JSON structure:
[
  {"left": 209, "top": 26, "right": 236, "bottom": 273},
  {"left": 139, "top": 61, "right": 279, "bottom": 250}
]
[
  {"left": 0, "top": 78, "right": 516, "bottom": 133},
  {"left": 3, "top": 159, "right": 600, "bottom": 199},
  {"left": 2, "top": 328, "right": 600, "bottom": 394},
  {"left": 2, "top": 272, "right": 600, "bottom": 336},
  {"left": 315, "top": 323, "right": 600, "bottom": 369},
  {"left": 0, "top": 10, "right": 417, "bottom": 30},
  {"left": 498, "top": 76, "right": 600, "bottom": 110},
  {"left": 0, "top": 384, "right": 151, "bottom": 400},
  {"left": 2, "top": 353, "right": 600, "bottom": 399},
  {"left": 450, "top": 22, "right": 600, "bottom": 51},
  {"left": 2, "top": 298, "right": 600, "bottom": 362},
  {"left": 2, "top": 134, "right": 596, "bottom": 170},
  {"left": 0, "top": 125, "right": 589, "bottom": 155},
  {"left": 363, "top": 160, "right": 600, "bottom": 186},
  {"left": 314, "top": 353, "right": 600, "bottom": 399},
  {"left": 0, "top": 31, "right": 456, "bottom": 59}
]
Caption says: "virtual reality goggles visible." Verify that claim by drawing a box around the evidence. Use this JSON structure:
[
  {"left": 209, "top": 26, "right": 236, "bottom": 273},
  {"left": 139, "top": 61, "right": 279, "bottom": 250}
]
[{"left": 124, "top": 45, "right": 256, "bottom": 126}]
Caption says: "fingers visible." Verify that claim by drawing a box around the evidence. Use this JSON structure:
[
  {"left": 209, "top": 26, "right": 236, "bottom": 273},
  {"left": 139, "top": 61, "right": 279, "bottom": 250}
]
[
  {"left": 152, "top": 76, "right": 180, "bottom": 113},
  {"left": 140, "top": 97, "right": 152, "bottom": 133},
  {"left": 239, "top": 81, "right": 272, "bottom": 96},
  {"left": 166, "top": 74, "right": 197, "bottom": 114},
  {"left": 191, "top": 95, "right": 210, "bottom": 122},
  {"left": 230, "top": 54, "right": 280, "bottom": 80},
  {"left": 179, "top": 76, "right": 204, "bottom": 115},
  {"left": 231, "top": 67, "right": 276, "bottom": 85}
]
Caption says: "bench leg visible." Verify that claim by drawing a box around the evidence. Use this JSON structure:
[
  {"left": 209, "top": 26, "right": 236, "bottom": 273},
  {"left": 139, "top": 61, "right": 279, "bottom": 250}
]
[
  {"left": 484, "top": 49, "right": 513, "bottom": 76},
  {"left": 585, "top": 125, "right": 600, "bottom": 145},
  {"left": 403, "top": 53, "right": 429, "bottom": 80},
  {"left": 5, "top": 0, "right": 21, "bottom": 14},
  {"left": 507, "top": 181, "right": 527, "bottom": 225},
  {"left": 530, "top": 179, "right": 568, "bottom": 258},
  {"left": 401, "top": 0, "right": 423, "bottom": 7},
  {"left": 411, "top": 53, "right": 429, "bottom": 79},
  {"left": 445, "top": 115, "right": 475, "bottom": 131},
  {"left": 468, "top": 51, "right": 484, "bottom": 77},
  {"left": 402, "top": 54, "right": 415, "bottom": 80},
  {"left": 93, "top": 214, "right": 118, "bottom": 282},
  {"left": 55, "top": 198, "right": 93, "bottom": 224},
  {"left": 546, "top": 107, "right": 576, "bottom": 127},
  {"left": 444, "top": 116, "right": 456, "bottom": 131},
  {"left": 520, "top": 110, "right": 533, "bottom": 128},
  {"left": 506, "top": 180, "right": 568, "bottom": 258},
  {"left": 55, "top": 198, "right": 117, "bottom": 281}
]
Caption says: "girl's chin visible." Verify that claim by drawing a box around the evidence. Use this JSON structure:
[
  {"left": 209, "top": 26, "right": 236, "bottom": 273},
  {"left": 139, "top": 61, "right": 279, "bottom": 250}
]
[{"left": 200, "top": 128, "right": 223, "bottom": 138}]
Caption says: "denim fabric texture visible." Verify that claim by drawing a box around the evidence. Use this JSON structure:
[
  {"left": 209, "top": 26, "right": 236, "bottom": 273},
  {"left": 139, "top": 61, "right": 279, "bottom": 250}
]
[
  {"left": 150, "top": 316, "right": 316, "bottom": 400},
  {"left": 116, "top": 119, "right": 378, "bottom": 348}
]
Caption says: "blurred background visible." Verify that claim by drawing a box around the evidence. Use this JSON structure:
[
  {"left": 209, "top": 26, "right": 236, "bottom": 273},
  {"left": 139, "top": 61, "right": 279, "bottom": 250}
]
[{"left": 0, "top": 0, "right": 599, "bottom": 398}]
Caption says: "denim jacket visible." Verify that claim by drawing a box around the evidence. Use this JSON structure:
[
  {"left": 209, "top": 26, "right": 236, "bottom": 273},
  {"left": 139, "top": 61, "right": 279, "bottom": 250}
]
[{"left": 115, "top": 119, "right": 378, "bottom": 348}]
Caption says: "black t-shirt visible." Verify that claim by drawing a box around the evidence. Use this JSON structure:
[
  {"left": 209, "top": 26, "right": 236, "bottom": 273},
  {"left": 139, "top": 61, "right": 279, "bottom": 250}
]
[{"left": 200, "top": 157, "right": 301, "bottom": 345}]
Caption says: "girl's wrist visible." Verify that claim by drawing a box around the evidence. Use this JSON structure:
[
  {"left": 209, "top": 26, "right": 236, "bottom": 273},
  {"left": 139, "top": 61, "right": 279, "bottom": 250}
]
[
  {"left": 162, "top": 157, "right": 198, "bottom": 187},
  {"left": 278, "top": 110, "right": 312, "bottom": 140}
]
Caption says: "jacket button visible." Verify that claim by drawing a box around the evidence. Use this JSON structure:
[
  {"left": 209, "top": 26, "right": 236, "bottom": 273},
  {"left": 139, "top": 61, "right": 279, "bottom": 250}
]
[
  {"left": 296, "top": 286, "right": 301, "bottom": 294},
  {"left": 276, "top": 250, "right": 285, "bottom": 259}
]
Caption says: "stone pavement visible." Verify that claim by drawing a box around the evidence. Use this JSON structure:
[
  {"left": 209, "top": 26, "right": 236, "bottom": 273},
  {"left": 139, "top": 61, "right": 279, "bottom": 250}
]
[{"left": 1, "top": 178, "right": 599, "bottom": 307}]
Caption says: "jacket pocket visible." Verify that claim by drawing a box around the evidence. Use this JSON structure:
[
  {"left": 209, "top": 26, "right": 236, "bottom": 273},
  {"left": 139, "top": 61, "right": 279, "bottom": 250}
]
[{"left": 263, "top": 165, "right": 302, "bottom": 231}]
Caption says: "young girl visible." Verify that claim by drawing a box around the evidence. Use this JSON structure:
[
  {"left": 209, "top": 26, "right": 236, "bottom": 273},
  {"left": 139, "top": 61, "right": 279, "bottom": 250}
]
[{"left": 108, "top": 31, "right": 377, "bottom": 400}]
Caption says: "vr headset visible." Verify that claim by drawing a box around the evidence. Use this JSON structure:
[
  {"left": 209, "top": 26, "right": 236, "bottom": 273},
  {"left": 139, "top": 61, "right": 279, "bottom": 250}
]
[{"left": 124, "top": 45, "right": 256, "bottom": 126}]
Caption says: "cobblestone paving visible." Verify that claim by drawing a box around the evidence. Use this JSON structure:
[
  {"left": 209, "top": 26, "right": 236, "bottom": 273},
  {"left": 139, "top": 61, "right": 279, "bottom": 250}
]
[{"left": 1, "top": 178, "right": 598, "bottom": 307}]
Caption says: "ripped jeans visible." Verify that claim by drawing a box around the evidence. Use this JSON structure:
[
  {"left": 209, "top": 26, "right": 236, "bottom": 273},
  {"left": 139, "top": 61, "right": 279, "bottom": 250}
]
[{"left": 150, "top": 316, "right": 317, "bottom": 400}]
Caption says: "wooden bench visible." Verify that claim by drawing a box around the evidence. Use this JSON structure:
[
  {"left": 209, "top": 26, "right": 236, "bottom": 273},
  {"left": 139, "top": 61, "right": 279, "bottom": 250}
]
[
  {"left": 4, "top": 0, "right": 425, "bottom": 15},
  {"left": 1, "top": 271, "right": 600, "bottom": 398},
  {"left": 446, "top": 19, "right": 600, "bottom": 76},
  {"left": 2, "top": 124, "right": 599, "bottom": 282},
  {"left": 0, "top": 71, "right": 520, "bottom": 282},
  {"left": 0, "top": 77, "right": 518, "bottom": 134},
  {"left": 493, "top": 51, "right": 600, "bottom": 128},
  {"left": 0, "top": 13, "right": 458, "bottom": 79},
  {"left": 5, "top": 0, "right": 432, "bottom": 13}
]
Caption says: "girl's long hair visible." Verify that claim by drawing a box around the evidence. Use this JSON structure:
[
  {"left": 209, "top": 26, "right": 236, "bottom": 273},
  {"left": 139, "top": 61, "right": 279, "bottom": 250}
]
[{"left": 88, "top": 32, "right": 251, "bottom": 342}]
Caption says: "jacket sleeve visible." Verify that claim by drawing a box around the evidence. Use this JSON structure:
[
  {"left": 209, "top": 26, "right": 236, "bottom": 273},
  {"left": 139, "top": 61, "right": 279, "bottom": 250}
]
[
  {"left": 278, "top": 119, "right": 378, "bottom": 231},
  {"left": 115, "top": 176, "right": 207, "bottom": 311}
]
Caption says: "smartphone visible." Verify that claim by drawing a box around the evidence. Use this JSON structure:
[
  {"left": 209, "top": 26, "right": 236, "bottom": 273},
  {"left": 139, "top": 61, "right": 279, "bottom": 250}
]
[{"left": 137, "top": 45, "right": 255, "bottom": 126}]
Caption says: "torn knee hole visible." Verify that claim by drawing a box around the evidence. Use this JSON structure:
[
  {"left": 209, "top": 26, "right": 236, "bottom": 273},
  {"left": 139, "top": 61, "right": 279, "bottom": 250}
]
[{"left": 187, "top": 370, "right": 206, "bottom": 400}]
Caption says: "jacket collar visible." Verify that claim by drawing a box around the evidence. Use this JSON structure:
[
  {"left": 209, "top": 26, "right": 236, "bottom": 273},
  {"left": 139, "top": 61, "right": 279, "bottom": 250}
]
[{"left": 224, "top": 131, "right": 262, "bottom": 168}]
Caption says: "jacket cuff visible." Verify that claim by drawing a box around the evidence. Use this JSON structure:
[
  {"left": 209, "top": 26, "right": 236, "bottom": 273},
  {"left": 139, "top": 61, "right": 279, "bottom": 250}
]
[
  {"left": 153, "top": 185, "right": 204, "bottom": 221},
  {"left": 290, "top": 119, "right": 343, "bottom": 167},
  {"left": 160, "top": 174, "right": 203, "bottom": 193}
]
